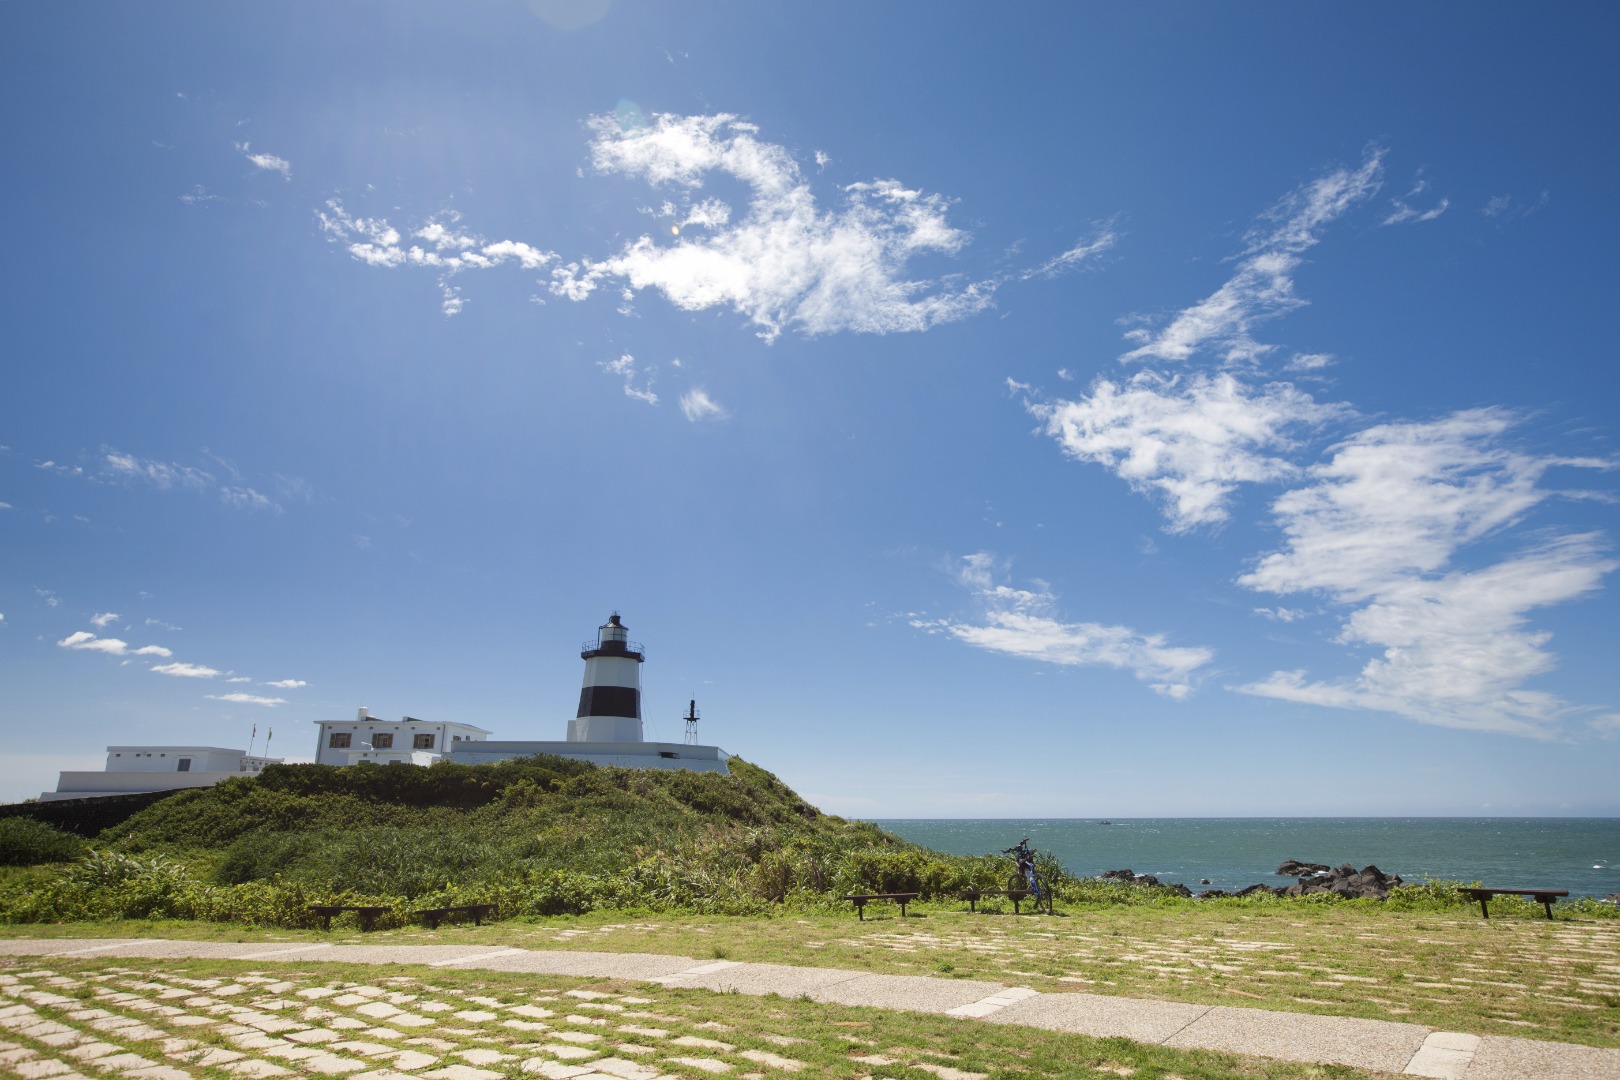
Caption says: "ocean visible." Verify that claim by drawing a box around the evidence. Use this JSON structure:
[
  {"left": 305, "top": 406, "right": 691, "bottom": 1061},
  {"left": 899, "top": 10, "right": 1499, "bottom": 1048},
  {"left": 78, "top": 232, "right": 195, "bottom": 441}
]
[{"left": 871, "top": 818, "right": 1620, "bottom": 900}]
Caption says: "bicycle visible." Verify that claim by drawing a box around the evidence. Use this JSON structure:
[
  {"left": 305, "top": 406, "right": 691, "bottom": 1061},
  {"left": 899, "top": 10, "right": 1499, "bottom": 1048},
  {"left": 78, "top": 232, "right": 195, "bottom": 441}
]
[{"left": 1003, "top": 837, "right": 1053, "bottom": 914}]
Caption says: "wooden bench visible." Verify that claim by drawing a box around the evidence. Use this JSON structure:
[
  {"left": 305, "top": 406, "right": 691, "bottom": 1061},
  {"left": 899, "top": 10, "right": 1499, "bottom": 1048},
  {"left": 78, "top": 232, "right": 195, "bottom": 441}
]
[
  {"left": 843, "top": 892, "right": 920, "bottom": 920},
  {"left": 1458, "top": 887, "right": 1569, "bottom": 920},
  {"left": 413, "top": 903, "right": 496, "bottom": 929},
  {"left": 308, "top": 904, "right": 389, "bottom": 932},
  {"left": 957, "top": 888, "right": 1039, "bottom": 914}
]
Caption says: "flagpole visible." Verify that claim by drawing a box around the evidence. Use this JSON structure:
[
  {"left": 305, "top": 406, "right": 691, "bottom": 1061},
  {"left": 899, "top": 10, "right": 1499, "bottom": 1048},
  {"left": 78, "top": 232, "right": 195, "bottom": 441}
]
[{"left": 248, "top": 723, "right": 257, "bottom": 758}]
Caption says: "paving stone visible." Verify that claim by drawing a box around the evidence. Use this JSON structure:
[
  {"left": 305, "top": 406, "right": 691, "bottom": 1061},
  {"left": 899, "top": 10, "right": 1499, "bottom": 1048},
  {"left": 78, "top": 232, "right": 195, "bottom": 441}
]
[
  {"left": 221, "top": 1059, "right": 296, "bottom": 1077},
  {"left": 616, "top": 1026, "right": 668, "bottom": 1039},
  {"left": 417, "top": 1002, "right": 456, "bottom": 1013},
  {"left": 1166, "top": 1006, "right": 1428, "bottom": 1074},
  {"left": 328, "top": 1017, "right": 372, "bottom": 1030},
  {"left": 125, "top": 1065, "right": 194, "bottom": 1079},
  {"left": 519, "top": 1061, "right": 597, "bottom": 1079},
  {"left": 169, "top": 1015, "right": 216, "bottom": 1027},
  {"left": 12, "top": 1059, "right": 77, "bottom": 1079},
  {"left": 287, "top": 1027, "right": 342, "bottom": 1044},
  {"left": 335, "top": 1040, "right": 400, "bottom": 1057},
  {"left": 452, "top": 1010, "right": 499, "bottom": 1023},
  {"left": 62, "top": 1041, "right": 124, "bottom": 1061},
  {"left": 455, "top": 1048, "right": 514, "bottom": 1065},
  {"left": 587, "top": 1059, "right": 664, "bottom": 1080},
  {"left": 1463, "top": 1035, "right": 1620, "bottom": 1080},
  {"left": 503, "top": 1019, "right": 552, "bottom": 1032},
  {"left": 299, "top": 989, "right": 341, "bottom": 1000},
  {"left": 404, "top": 1037, "right": 458, "bottom": 1051},
  {"left": 911, "top": 1063, "right": 987, "bottom": 1080},
  {"left": 533, "top": 1044, "right": 599, "bottom": 1061},
  {"left": 385, "top": 1049, "right": 440, "bottom": 1069},
  {"left": 80, "top": 1052, "right": 156, "bottom": 1071},
  {"left": 354, "top": 1002, "right": 402, "bottom": 1019},
  {"left": 33, "top": 1030, "right": 85, "bottom": 1048},
  {"left": 420, "top": 1066, "right": 505, "bottom": 1080},
  {"left": 614, "top": 1044, "right": 656, "bottom": 1056},
  {"left": 348, "top": 1071, "right": 419, "bottom": 1080},
  {"left": 360, "top": 1027, "right": 406, "bottom": 1040},
  {"left": 738, "top": 1050, "right": 804, "bottom": 1071},
  {"left": 554, "top": 1031, "right": 604, "bottom": 1044},
  {"left": 298, "top": 1052, "right": 374, "bottom": 1074},
  {"left": 672, "top": 1036, "right": 734, "bottom": 1052},
  {"left": 666, "top": 1057, "right": 733, "bottom": 1074},
  {"left": 181, "top": 1048, "right": 247, "bottom": 1066},
  {"left": 511, "top": 1006, "right": 555, "bottom": 1020}
]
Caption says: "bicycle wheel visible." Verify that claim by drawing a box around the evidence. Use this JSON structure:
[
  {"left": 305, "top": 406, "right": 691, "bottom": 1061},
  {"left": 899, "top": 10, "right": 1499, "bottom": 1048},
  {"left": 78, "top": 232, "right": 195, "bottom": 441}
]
[
  {"left": 1031, "top": 871, "right": 1052, "bottom": 914},
  {"left": 1006, "top": 872, "right": 1027, "bottom": 896}
]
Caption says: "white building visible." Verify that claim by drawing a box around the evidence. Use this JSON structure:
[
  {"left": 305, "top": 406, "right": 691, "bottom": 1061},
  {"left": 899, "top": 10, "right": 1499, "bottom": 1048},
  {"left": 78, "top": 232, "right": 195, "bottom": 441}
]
[
  {"left": 43, "top": 746, "right": 282, "bottom": 802},
  {"left": 314, "top": 709, "right": 491, "bottom": 766},
  {"left": 450, "top": 614, "right": 730, "bottom": 774}
]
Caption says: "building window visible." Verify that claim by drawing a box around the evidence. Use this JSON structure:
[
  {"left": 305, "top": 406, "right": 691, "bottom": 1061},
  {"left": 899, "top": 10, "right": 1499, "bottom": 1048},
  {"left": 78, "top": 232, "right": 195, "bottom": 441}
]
[
  {"left": 413, "top": 734, "right": 435, "bottom": 750},
  {"left": 177, "top": 758, "right": 192, "bottom": 772},
  {"left": 372, "top": 733, "right": 393, "bottom": 749},
  {"left": 329, "top": 732, "right": 352, "bottom": 749}
]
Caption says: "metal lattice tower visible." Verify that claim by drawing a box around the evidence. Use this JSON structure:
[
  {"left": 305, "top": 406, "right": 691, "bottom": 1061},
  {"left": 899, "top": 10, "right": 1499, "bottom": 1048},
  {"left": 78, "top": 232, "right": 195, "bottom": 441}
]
[{"left": 683, "top": 699, "right": 699, "bottom": 745}]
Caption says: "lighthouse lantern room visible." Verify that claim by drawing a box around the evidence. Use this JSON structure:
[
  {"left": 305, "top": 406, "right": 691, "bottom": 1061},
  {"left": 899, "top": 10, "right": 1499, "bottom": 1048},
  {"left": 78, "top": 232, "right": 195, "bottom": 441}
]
[{"left": 567, "top": 613, "right": 645, "bottom": 743}]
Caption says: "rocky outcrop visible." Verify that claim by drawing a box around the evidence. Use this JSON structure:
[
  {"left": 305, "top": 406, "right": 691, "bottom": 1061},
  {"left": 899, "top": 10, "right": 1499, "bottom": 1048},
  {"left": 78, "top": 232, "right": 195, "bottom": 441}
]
[
  {"left": 1275, "top": 860, "right": 1403, "bottom": 900},
  {"left": 1101, "top": 869, "right": 1191, "bottom": 896}
]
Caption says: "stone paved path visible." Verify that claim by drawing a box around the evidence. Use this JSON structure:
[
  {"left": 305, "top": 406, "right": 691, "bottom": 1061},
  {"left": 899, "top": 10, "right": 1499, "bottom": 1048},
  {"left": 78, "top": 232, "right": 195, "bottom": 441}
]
[{"left": 1, "top": 939, "right": 1615, "bottom": 1080}]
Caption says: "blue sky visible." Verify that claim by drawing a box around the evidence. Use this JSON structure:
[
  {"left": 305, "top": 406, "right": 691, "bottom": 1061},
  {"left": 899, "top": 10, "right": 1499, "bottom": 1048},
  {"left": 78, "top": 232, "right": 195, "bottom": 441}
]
[{"left": 3, "top": 2, "right": 1618, "bottom": 816}]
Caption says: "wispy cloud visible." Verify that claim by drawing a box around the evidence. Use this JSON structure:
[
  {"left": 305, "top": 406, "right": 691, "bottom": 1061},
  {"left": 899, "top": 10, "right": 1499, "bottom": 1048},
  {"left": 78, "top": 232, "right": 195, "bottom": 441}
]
[
  {"left": 151, "top": 661, "right": 221, "bottom": 678},
  {"left": 1027, "top": 371, "right": 1347, "bottom": 531},
  {"left": 235, "top": 141, "right": 291, "bottom": 179},
  {"left": 598, "top": 354, "right": 658, "bottom": 405},
  {"left": 263, "top": 679, "right": 306, "bottom": 689},
  {"left": 1381, "top": 174, "right": 1449, "bottom": 226},
  {"left": 914, "top": 553, "right": 1214, "bottom": 699},
  {"left": 1121, "top": 150, "right": 1384, "bottom": 366},
  {"left": 679, "top": 388, "right": 728, "bottom": 422},
  {"left": 206, "top": 692, "right": 286, "bottom": 707},
  {"left": 1236, "top": 410, "right": 1616, "bottom": 736},
  {"left": 90, "top": 612, "right": 119, "bottom": 628},
  {"left": 103, "top": 450, "right": 212, "bottom": 490},
  {"left": 219, "top": 486, "right": 280, "bottom": 513},
  {"left": 319, "top": 111, "right": 1100, "bottom": 337}
]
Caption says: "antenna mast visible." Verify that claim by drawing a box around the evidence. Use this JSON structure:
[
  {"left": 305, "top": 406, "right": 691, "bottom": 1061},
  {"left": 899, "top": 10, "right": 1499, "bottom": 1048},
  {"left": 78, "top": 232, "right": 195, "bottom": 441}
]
[{"left": 683, "top": 699, "right": 699, "bottom": 745}]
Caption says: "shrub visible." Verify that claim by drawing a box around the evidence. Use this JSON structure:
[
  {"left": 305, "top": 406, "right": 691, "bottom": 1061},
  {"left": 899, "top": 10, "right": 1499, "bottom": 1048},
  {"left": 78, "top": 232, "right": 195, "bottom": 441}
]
[{"left": 0, "top": 818, "right": 86, "bottom": 866}]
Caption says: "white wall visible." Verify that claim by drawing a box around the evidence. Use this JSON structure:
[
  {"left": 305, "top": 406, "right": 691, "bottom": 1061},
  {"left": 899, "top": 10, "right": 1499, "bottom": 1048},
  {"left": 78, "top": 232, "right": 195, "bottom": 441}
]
[{"left": 104, "top": 747, "right": 244, "bottom": 773}]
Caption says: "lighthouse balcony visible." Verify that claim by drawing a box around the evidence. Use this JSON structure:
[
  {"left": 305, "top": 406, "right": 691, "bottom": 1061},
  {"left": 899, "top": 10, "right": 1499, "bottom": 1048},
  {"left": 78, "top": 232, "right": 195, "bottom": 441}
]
[{"left": 581, "top": 638, "right": 644, "bottom": 660}]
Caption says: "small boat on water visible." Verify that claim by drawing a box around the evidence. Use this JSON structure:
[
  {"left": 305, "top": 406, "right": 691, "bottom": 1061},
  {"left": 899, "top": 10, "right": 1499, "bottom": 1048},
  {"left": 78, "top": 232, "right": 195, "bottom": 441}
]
[{"left": 1098, "top": 819, "right": 1112, "bottom": 825}]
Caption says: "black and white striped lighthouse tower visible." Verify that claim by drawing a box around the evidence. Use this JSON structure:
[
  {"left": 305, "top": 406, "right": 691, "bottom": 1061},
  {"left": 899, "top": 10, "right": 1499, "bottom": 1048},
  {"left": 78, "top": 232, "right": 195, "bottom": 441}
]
[{"left": 566, "top": 613, "right": 645, "bottom": 743}]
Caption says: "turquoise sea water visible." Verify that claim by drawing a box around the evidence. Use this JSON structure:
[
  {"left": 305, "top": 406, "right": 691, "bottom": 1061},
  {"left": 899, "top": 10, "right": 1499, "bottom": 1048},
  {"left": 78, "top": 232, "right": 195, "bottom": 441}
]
[{"left": 871, "top": 818, "right": 1620, "bottom": 900}]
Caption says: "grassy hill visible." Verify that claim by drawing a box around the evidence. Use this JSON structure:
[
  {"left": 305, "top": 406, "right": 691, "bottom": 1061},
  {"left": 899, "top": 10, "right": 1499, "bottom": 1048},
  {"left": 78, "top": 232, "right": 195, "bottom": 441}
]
[{"left": 0, "top": 755, "right": 1037, "bottom": 928}]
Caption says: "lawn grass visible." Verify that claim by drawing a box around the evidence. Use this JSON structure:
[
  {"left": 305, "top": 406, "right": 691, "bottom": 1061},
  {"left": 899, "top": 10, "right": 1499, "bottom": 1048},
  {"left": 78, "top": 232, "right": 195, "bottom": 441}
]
[
  {"left": 4, "top": 898, "right": 1617, "bottom": 1049},
  {"left": 0, "top": 954, "right": 1378, "bottom": 1080}
]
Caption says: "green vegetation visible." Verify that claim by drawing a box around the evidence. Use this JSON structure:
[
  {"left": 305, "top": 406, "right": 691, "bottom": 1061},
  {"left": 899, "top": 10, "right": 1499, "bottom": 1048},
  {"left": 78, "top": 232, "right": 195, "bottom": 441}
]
[
  {"left": 2, "top": 754, "right": 1613, "bottom": 933},
  {"left": 0, "top": 817, "right": 85, "bottom": 866}
]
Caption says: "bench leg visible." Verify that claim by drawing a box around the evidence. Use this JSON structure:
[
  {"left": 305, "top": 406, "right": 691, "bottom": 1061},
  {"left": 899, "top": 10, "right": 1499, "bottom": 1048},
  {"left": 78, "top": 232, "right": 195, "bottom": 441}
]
[
  {"left": 1477, "top": 895, "right": 1490, "bottom": 919},
  {"left": 319, "top": 915, "right": 332, "bottom": 931},
  {"left": 898, "top": 901, "right": 908, "bottom": 918},
  {"left": 1542, "top": 901, "right": 1554, "bottom": 920},
  {"left": 855, "top": 902, "right": 865, "bottom": 921}
]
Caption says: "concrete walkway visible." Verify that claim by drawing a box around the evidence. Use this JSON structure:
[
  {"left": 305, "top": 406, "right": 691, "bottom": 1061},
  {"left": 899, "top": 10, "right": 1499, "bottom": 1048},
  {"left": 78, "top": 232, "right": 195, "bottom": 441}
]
[{"left": 2, "top": 938, "right": 1615, "bottom": 1080}]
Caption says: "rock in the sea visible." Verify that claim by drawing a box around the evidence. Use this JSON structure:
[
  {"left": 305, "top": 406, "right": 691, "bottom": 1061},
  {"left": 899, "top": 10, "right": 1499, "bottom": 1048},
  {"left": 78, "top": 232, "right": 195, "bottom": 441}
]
[
  {"left": 1275, "top": 861, "right": 1402, "bottom": 900},
  {"left": 1276, "top": 859, "right": 1332, "bottom": 877},
  {"left": 1199, "top": 878, "right": 1211, "bottom": 885}
]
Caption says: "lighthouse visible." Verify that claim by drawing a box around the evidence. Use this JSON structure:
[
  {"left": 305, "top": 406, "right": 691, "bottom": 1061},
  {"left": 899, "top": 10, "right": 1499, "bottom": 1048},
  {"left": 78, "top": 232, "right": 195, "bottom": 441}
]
[{"left": 567, "top": 613, "right": 645, "bottom": 743}]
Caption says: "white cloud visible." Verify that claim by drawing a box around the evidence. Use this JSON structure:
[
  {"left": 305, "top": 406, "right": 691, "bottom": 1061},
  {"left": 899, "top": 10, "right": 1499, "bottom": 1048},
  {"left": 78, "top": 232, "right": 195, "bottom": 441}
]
[
  {"left": 0, "top": 501, "right": 11, "bottom": 509},
  {"left": 220, "top": 486, "right": 280, "bottom": 513},
  {"left": 58, "top": 631, "right": 130, "bottom": 655},
  {"left": 36, "top": 588, "right": 61, "bottom": 607},
  {"left": 1236, "top": 410, "right": 1616, "bottom": 736},
  {"left": 1020, "top": 224, "right": 1119, "bottom": 280},
  {"left": 103, "top": 450, "right": 213, "bottom": 490},
  {"left": 598, "top": 353, "right": 658, "bottom": 405},
  {"left": 145, "top": 618, "right": 181, "bottom": 631},
  {"left": 90, "top": 612, "right": 119, "bottom": 628},
  {"left": 679, "top": 388, "right": 728, "bottom": 422},
  {"left": 151, "top": 661, "right": 221, "bottom": 678},
  {"left": 1382, "top": 197, "right": 1449, "bottom": 226},
  {"left": 1121, "top": 151, "right": 1383, "bottom": 366},
  {"left": 263, "top": 679, "right": 306, "bottom": 689},
  {"left": 206, "top": 692, "right": 287, "bottom": 707},
  {"left": 1029, "top": 371, "right": 1347, "bottom": 531},
  {"left": 1285, "top": 352, "right": 1334, "bottom": 372},
  {"left": 226, "top": 676, "right": 252, "bottom": 683},
  {"left": 1254, "top": 607, "right": 1308, "bottom": 622},
  {"left": 317, "top": 202, "right": 557, "bottom": 304},
  {"left": 132, "top": 645, "right": 173, "bottom": 657},
  {"left": 915, "top": 552, "right": 1214, "bottom": 699},
  {"left": 235, "top": 141, "right": 291, "bottom": 179}
]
